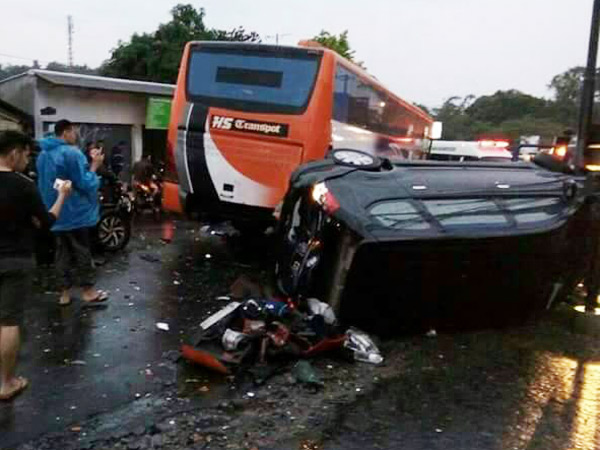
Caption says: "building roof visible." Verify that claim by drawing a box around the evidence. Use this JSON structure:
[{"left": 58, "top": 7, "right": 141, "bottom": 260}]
[
  {"left": 0, "top": 97, "right": 32, "bottom": 123},
  {"left": 0, "top": 70, "right": 175, "bottom": 97}
]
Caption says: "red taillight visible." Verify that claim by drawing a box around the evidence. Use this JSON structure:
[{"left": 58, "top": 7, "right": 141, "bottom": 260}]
[{"left": 312, "top": 182, "right": 340, "bottom": 214}]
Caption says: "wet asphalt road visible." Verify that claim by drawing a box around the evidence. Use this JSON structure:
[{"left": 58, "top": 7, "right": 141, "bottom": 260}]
[
  {"left": 317, "top": 318, "right": 600, "bottom": 450},
  {"left": 2, "top": 217, "right": 600, "bottom": 449},
  {"left": 0, "top": 216, "right": 271, "bottom": 449}
]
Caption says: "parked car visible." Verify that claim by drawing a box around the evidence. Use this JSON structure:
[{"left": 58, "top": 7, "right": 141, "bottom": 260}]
[
  {"left": 275, "top": 149, "right": 600, "bottom": 334},
  {"left": 429, "top": 140, "right": 512, "bottom": 162}
]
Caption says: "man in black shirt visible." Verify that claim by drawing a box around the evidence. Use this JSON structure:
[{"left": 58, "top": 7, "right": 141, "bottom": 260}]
[{"left": 0, "top": 131, "right": 71, "bottom": 401}]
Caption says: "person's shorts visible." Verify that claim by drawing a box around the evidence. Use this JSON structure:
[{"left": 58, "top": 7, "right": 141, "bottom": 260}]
[{"left": 0, "top": 267, "right": 31, "bottom": 327}]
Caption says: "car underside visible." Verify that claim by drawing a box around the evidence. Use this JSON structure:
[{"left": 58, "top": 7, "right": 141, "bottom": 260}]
[{"left": 275, "top": 150, "right": 600, "bottom": 335}]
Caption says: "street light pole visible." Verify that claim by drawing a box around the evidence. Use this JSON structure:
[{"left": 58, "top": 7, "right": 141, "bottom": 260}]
[{"left": 576, "top": 0, "right": 600, "bottom": 168}]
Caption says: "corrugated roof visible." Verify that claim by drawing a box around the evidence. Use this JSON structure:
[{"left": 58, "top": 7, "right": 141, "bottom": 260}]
[{"left": 30, "top": 70, "right": 175, "bottom": 96}]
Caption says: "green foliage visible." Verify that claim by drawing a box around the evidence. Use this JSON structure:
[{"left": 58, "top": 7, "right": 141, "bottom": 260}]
[
  {"left": 465, "top": 90, "right": 551, "bottom": 125},
  {"left": 45, "top": 62, "right": 98, "bottom": 75},
  {"left": 100, "top": 4, "right": 259, "bottom": 83},
  {"left": 0, "top": 64, "right": 33, "bottom": 81},
  {"left": 0, "top": 61, "right": 97, "bottom": 81},
  {"left": 412, "top": 103, "right": 431, "bottom": 115},
  {"left": 313, "top": 30, "right": 364, "bottom": 68},
  {"left": 432, "top": 96, "right": 475, "bottom": 140},
  {"left": 433, "top": 92, "right": 570, "bottom": 141},
  {"left": 431, "top": 65, "right": 600, "bottom": 141}
]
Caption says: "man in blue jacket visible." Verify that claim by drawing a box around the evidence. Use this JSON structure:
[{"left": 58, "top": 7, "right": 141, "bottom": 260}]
[{"left": 37, "top": 120, "right": 109, "bottom": 306}]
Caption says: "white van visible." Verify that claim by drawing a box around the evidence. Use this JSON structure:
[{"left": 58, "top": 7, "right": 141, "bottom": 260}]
[{"left": 430, "top": 140, "right": 513, "bottom": 162}]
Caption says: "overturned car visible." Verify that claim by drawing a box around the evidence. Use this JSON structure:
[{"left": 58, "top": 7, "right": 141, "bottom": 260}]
[{"left": 275, "top": 149, "right": 600, "bottom": 334}]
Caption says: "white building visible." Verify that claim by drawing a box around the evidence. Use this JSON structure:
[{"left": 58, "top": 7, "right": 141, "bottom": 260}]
[{"left": 0, "top": 69, "right": 174, "bottom": 173}]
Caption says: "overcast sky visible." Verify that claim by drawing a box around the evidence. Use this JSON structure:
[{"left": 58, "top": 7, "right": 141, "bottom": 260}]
[{"left": 0, "top": 0, "right": 595, "bottom": 108}]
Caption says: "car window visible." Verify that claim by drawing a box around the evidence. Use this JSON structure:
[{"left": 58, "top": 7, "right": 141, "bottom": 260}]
[
  {"left": 369, "top": 201, "right": 430, "bottom": 230},
  {"left": 424, "top": 199, "right": 508, "bottom": 227}
]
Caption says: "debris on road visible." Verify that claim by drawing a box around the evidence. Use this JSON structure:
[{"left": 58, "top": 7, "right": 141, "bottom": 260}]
[
  {"left": 292, "top": 361, "right": 324, "bottom": 388},
  {"left": 343, "top": 328, "right": 384, "bottom": 365},
  {"left": 156, "top": 322, "right": 170, "bottom": 332},
  {"left": 139, "top": 253, "right": 161, "bottom": 263},
  {"left": 229, "top": 275, "right": 263, "bottom": 299},
  {"left": 181, "top": 291, "right": 382, "bottom": 385}
]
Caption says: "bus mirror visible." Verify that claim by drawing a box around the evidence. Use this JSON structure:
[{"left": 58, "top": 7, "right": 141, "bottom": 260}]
[{"left": 431, "top": 122, "right": 443, "bottom": 140}]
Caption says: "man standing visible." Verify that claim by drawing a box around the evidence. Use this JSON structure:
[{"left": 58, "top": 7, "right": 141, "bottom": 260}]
[
  {"left": 37, "top": 120, "right": 109, "bottom": 306},
  {"left": 0, "top": 131, "right": 72, "bottom": 400}
]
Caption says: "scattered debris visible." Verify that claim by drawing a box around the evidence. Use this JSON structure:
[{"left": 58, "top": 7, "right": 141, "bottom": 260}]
[
  {"left": 139, "top": 253, "right": 161, "bottom": 263},
  {"left": 426, "top": 329, "right": 437, "bottom": 338},
  {"left": 344, "top": 328, "right": 384, "bottom": 365},
  {"left": 180, "top": 294, "right": 374, "bottom": 386},
  {"left": 292, "top": 361, "right": 324, "bottom": 388},
  {"left": 229, "top": 275, "right": 263, "bottom": 299},
  {"left": 156, "top": 322, "right": 170, "bottom": 332}
]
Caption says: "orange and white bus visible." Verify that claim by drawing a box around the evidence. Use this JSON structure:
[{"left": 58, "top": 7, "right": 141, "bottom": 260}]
[{"left": 165, "top": 41, "right": 433, "bottom": 223}]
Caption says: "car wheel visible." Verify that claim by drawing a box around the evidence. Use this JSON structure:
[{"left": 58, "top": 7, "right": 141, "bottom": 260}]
[
  {"left": 331, "top": 149, "right": 382, "bottom": 170},
  {"left": 97, "top": 213, "right": 131, "bottom": 252}
]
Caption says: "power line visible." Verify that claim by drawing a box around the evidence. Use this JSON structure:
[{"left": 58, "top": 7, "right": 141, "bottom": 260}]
[{"left": 0, "top": 52, "right": 60, "bottom": 66}]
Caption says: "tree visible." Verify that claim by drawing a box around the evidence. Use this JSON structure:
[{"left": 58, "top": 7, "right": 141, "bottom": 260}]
[
  {"left": 433, "top": 96, "right": 476, "bottom": 140},
  {"left": 412, "top": 103, "right": 431, "bottom": 115},
  {"left": 312, "top": 30, "right": 364, "bottom": 68},
  {"left": 548, "top": 66, "right": 586, "bottom": 106},
  {"left": 465, "top": 90, "right": 551, "bottom": 125},
  {"left": 546, "top": 66, "right": 600, "bottom": 125},
  {"left": 0, "top": 61, "right": 97, "bottom": 81},
  {"left": 100, "top": 4, "right": 260, "bottom": 83},
  {"left": 45, "top": 62, "right": 98, "bottom": 76},
  {"left": 0, "top": 64, "right": 33, "bottom": 81}
]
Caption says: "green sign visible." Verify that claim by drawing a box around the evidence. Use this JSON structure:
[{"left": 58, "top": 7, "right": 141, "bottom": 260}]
[{"left": 146, "top": 97, "right": 172, "bottom": 130}]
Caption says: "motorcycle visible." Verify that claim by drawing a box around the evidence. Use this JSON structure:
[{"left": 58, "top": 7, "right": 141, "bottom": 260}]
[{"left": 133, "top": 172, "right": 163, "bottom": 221}]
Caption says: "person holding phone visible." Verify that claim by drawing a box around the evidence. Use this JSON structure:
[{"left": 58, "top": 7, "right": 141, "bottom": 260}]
[{"left": 36, "top": 120, "right": 109, "bottom": 306}]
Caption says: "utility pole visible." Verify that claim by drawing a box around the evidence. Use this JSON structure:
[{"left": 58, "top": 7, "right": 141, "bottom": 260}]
[
  {"left": 575, "top": 0, "right": 600, "bottom": 168},
  {"left": 266, "top": 33, "right": 291, "bottom": 45},
  {"left": 67, "top": 15, "right": 74, "bottom": 67}
]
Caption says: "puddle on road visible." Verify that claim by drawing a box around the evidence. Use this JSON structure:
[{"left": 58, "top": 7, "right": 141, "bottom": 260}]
[{"left": 501, "top": 352, "right": 600, "bottom": 450}]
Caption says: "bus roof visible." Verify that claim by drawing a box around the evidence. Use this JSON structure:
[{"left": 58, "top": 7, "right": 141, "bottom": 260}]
[
  {"left": 185, "top": 41, "right": 432, "bottom": 124},
  {"left": 301, "top": 42, "right": 433, "bottom": 123}
]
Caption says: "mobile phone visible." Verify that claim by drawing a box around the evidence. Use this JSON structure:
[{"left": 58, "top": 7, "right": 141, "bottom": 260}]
[{"left": 53, "top": 178, "right": 66, "bottom": 190}]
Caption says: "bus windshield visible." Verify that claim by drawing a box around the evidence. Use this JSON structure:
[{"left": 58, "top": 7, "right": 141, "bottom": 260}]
[{"left": 186, "top": 46, "right": 322, "bottom": 114}]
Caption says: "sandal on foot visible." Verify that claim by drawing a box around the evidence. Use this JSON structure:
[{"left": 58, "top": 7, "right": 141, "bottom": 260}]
[
  {"left": 0, "top": 377, "right": 29, "bottom": 401},
  {"left": 83, "top": 291, "right": 109, "bottom": 305}
]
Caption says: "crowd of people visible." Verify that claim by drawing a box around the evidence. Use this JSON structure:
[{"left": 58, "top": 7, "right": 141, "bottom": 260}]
[{"left": 0, "top": 120, "right": 111, "bottom": 401}]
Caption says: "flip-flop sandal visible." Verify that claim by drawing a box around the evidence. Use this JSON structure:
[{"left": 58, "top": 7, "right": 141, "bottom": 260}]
[
  {"left": 0, "top": 377, "right": 29, "bottom": 401},
  {"left": 83, "top": 291, "right": 109, "bottom": 305}
]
